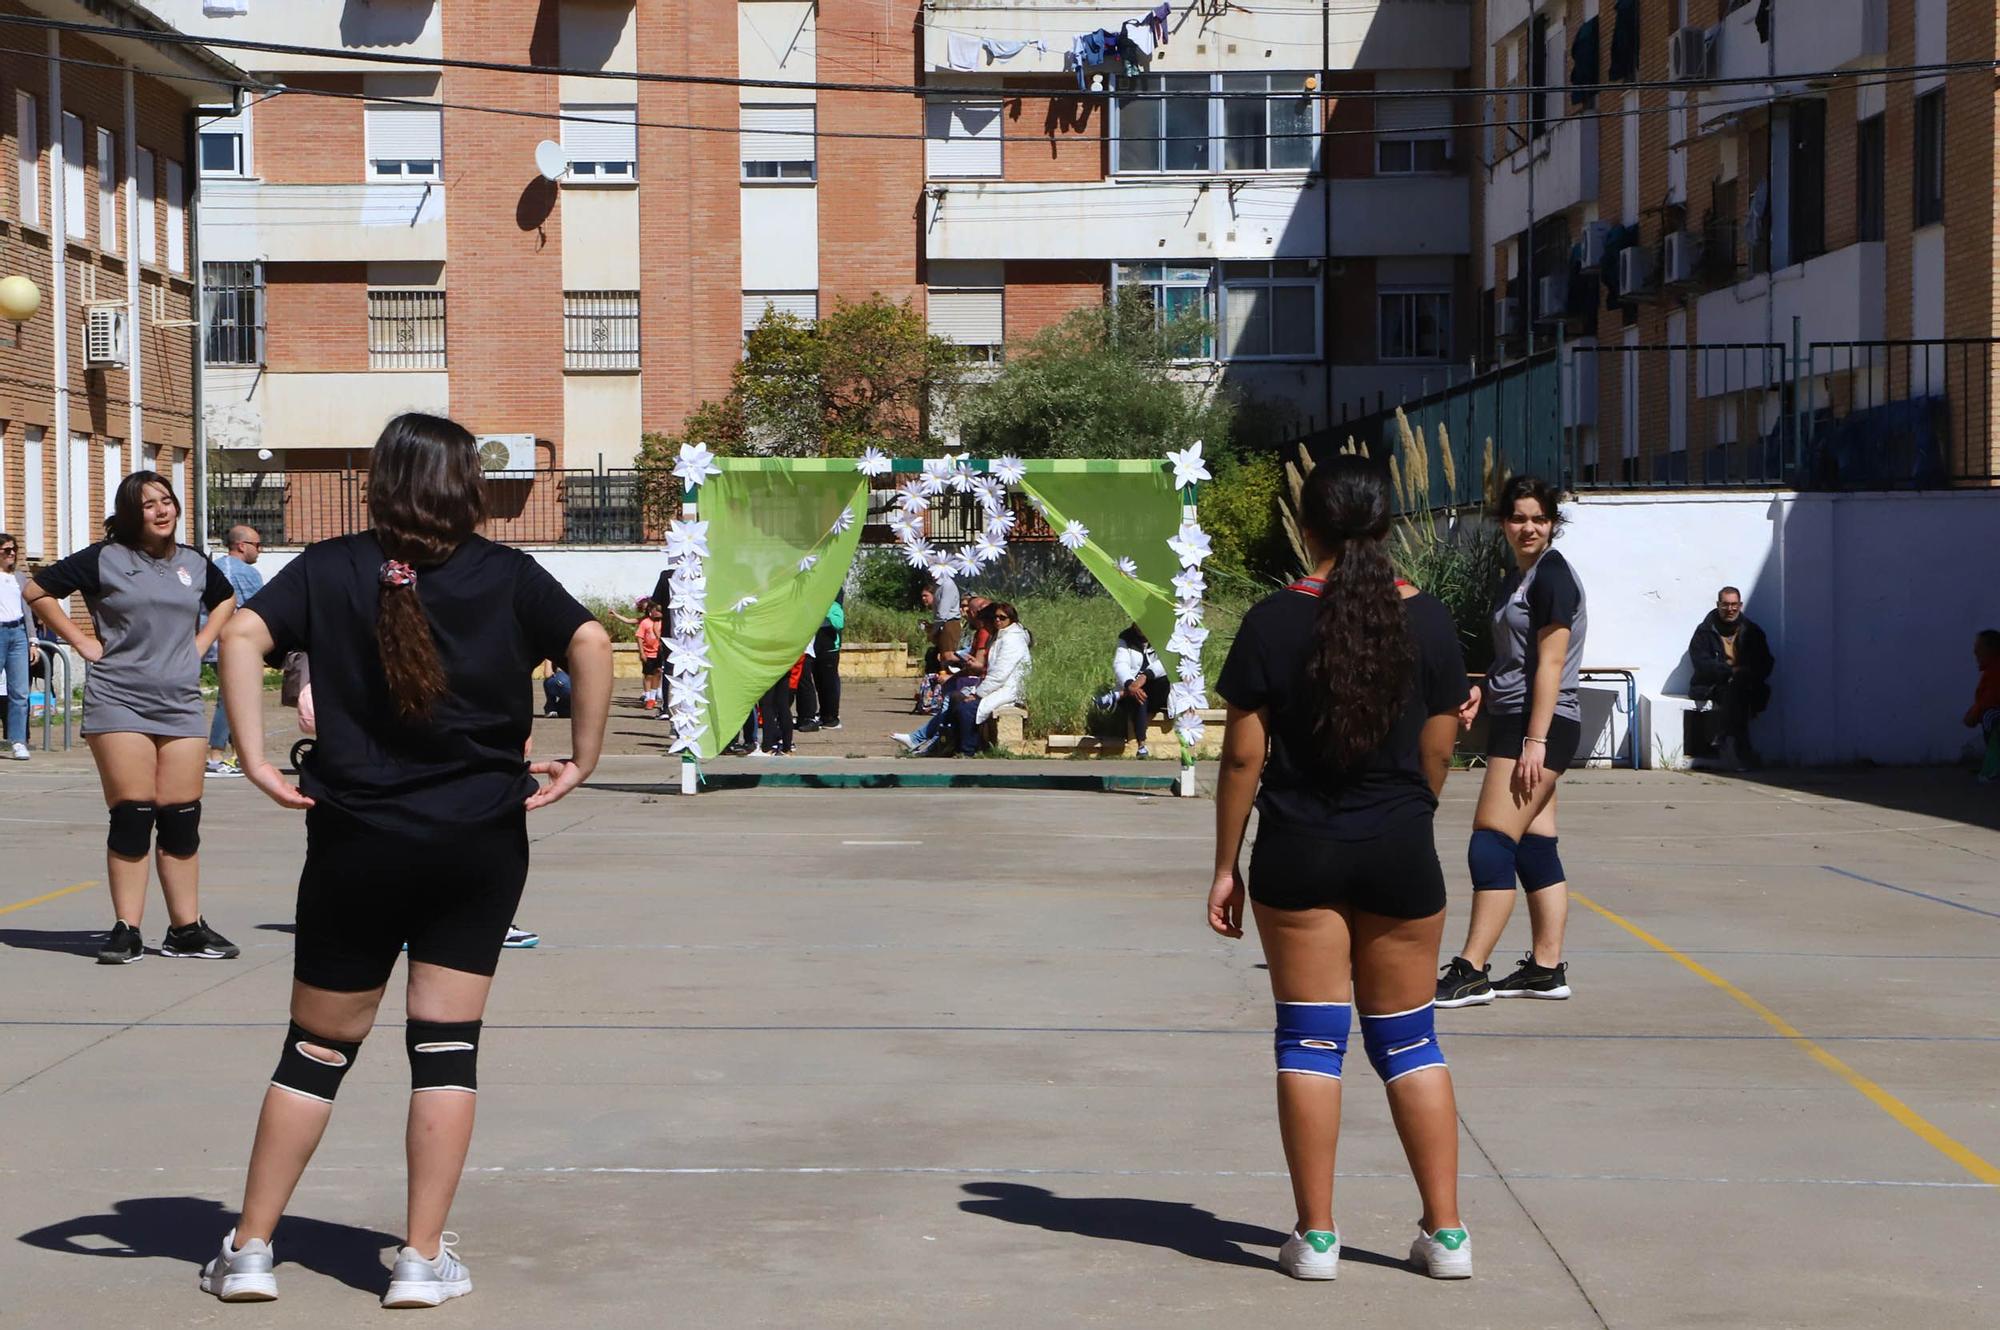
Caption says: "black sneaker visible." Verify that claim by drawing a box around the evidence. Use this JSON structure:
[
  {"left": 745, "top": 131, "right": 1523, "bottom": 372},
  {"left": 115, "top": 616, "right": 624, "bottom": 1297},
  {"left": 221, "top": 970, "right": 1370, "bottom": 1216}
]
[
  {"left": 820, "top": 721, "right": 842, "bottom": 731},
  {"left": 1491, "top": 953, "right": 1571, "bottom": 1000},
  {"left": 795, "top": 721, "right": 821, "bottom": 733},
  {"left": 1435, "top": 956, "right": 1493, "bottom": 1008},
  {"left": 160, "top": 918, "right": 241, "bottom": 960},
  {"left": 95, "top": 921, "right": 143, "bottom": 965}
]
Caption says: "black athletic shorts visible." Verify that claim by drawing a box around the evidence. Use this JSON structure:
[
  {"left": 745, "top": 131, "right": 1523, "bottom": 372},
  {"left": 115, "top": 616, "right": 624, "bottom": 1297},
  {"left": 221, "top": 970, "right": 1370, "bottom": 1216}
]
[
  {"left": 293, "top": 805, "right": 530, "bottom": 992},
  {"left": 1485, "top": 711, "right": 1582, "bottom": 774},
  {"left": 1247, "top": 814, "right": 1447, "bottom": 919}
]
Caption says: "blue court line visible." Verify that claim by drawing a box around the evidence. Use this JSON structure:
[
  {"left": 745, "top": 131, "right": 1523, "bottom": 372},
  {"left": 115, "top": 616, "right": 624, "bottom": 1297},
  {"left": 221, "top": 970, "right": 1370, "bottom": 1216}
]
[
  {"left": 3, "top": 1018, "right": 1997, "bottom": 1043},
  {"left": 1822, "top": 866, "right": 2000, "bottom": 920}
]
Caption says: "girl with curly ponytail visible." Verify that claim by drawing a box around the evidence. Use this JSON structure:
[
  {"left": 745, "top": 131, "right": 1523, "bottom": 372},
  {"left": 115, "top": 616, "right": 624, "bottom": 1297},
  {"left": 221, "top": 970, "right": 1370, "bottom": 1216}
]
[{"left": 1210, "top": 455, "right": 1479, "bottom": 1283}]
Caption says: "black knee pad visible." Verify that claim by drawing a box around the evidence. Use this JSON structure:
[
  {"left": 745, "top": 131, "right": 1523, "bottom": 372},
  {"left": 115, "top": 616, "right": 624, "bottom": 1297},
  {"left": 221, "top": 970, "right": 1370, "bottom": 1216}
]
[
  {"left": 407, "top": 1020, "right": 482, "bottom": 1094},
  {"left": 1516, "top": 834, "right": 1566, "bottom": 892},
  {"left": 154, "top": 800, "right": 202, "bottom": 858},
  {"left": 271, "top": 1021, "right": 363, "bottom": 1104},
  {"left": 1467, "top": 828, "right": 1519, "bottom": 891},
  {"left": 107, "top": 801, "right": 156, "bottom": 858}
]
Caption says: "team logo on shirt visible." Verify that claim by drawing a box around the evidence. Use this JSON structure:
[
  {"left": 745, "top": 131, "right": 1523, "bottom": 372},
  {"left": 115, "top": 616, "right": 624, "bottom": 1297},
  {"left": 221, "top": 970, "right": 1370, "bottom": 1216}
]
[{"left": 177, "top": 567, "right": 193, "bottom": 587}]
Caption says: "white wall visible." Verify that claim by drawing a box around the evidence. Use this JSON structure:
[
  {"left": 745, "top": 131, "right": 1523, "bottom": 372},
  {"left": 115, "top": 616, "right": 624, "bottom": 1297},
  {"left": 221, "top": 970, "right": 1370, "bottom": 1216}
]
[{"left": 1561, "top": 490, "right": 2000, "bottom": 768}]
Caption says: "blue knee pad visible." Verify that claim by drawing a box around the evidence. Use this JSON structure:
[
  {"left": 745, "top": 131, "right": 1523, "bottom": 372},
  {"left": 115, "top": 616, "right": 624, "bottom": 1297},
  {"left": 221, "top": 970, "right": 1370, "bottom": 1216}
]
[
  {"left": 1360, "top": 1003, "right": 1447, "bottom": 1084},
  {"left": 1516, "top": 834, "right": 1565, "bottom": 892},
  {"left": 1274, "top": 1002, "right": 1351, "bottom": 1079},
  {"left": 1468, "top": 828, "right": 1519, "bottom": 892}
]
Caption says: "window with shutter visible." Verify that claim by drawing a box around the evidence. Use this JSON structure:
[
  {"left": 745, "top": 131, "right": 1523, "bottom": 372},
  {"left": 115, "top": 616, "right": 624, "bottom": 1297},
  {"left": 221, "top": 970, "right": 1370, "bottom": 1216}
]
[
  {"left": 1374, "top": 71, "right": 1452, "bottom": 175},
  {"left": 166, "top": 161, "right": 186, "bottom": 273},
  {"left": 97, "top": 128, "right": 118, "bottom": 253},
  {"left": 62, "top": 112, "right": 85, "bottom": 239},
  {"left": 365, "top": 103, "right": 442, "bottom": 179},
  {"left": 16, "top": 92, "right": 38, "bottom": 227},
  {"left": 136, "top": 147, "right": 156, "bottom": 265},
  {"left": 924, "top": 101, "right": 1001, "bottom": 179},
  {"left": 927, "top": 261, "right": 1003, "bottom": 364},
  {"left": 740, "top": 105, "right": 815, "bottom": 181},
  {"left": 742, "top": 291, "right": 817, "bottom": 334},
  {"left": 562, "top": 104, "right": 637, "bottom": 179}
]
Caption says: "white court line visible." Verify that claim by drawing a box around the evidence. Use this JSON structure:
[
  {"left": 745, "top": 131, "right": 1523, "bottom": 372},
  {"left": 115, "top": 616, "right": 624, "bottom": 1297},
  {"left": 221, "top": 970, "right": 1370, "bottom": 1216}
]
[{"left": 843, "top": 840, "right": 923, "bottom": 846}]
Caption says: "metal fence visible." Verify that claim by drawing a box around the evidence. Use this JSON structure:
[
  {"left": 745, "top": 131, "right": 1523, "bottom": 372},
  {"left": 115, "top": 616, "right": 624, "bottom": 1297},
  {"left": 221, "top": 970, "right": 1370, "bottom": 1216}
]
[
  {"left": 1297, "top": 331, "right": 1999, "bottom": 510},
  {"left": 208, "top": 468, "right": 675, "bottom": 548}
]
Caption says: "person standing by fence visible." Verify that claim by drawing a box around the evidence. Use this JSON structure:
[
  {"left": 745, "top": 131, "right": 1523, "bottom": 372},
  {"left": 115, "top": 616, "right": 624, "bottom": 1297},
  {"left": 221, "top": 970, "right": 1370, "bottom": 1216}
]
[
  {"left": 204, "top": 526, "right": 266, "bottom": 778},
  {"left": 25, "top": 472, "right": 242, "bottom": 965}
]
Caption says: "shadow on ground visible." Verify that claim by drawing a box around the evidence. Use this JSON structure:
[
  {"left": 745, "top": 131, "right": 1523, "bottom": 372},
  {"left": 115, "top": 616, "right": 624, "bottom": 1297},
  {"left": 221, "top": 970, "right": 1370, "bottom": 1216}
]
[
  {"left": 956, "top": 1182, "right": 1410, "bottom": 1274},
  {"left": 1723, "top": 766, "right": 2000, "bottom": 834},
  {"left": 0, "top": 928, "right": 108, "bottom": 958},
  {"left": 18, "top": 1196, "right": 398, "bottom": 1296}
]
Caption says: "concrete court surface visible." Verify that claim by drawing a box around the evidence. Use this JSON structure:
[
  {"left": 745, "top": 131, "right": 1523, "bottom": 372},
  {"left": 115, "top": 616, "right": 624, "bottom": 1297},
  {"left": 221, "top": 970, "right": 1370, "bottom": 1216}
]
[{"left": 1, "top": 754, "right": 1997, "bottom": 1328}]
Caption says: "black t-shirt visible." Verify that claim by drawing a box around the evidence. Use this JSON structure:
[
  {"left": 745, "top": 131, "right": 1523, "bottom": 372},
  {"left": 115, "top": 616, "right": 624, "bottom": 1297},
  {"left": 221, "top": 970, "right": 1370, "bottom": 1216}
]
[
  {"left": 1216, "top": 586, "right": 1469, "bottom": 838},
  {"left": 246, "top": 532, "right": 593, "bottom": 836}
]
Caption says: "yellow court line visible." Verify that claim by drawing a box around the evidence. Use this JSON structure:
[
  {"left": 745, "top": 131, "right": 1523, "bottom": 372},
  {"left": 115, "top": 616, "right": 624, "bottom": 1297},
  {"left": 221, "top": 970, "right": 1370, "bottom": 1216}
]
[
  {"left": 1573, "top": 891, "right": 2000, "bottom": 1188},
  {"left": 0, "top": 880, "right": 96, "bottom": 918}
]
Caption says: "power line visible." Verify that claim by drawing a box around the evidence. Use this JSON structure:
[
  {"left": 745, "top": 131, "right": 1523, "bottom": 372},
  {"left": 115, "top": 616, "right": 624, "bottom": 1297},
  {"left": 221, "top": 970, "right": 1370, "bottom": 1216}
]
[{"left": 2, "top": 9, "right": 1998, "bottom": 106}]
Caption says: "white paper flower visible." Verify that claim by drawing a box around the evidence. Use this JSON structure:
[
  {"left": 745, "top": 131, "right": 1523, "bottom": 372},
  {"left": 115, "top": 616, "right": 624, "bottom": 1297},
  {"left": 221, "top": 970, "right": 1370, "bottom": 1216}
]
[
  {"left": 828, "top": 506, "right": 855, "bottom": 537},
  {"left": 1166, "top": 624, "right": 1211, "bottom": 658},
  {"left": 922, "top": 454, "right": 956, "bottom": 480},
  {"left": 668, "top": 585, "right": 705, "bottom": 612},
  {"left": 1174, "top": 602, "right": 1206, "bottom": 629},
  {"left": 983, "top": 509, "right": 1017, "bottom": 537},
  {"left": 887, "top": 514, "right": 923, "bottom": 544},
  {"left": 1166, "top": 441, "right": 1212, "bottom": 491},
  {"left": 972, "top": 532, "right": 1007, "bottom": 564},
  {"left": 990, "top": 454, "right": 1026, "bottom": 485},
  {"left": 665, "top": 519, "right": 711, "bottom": 562},
  {"left": 668, "top": 641, "right": 712, "bottom": 675},
  {"left": 1168, "top": 522, "right": 1212, "bottom": 568},
  {"left": 902, "top": 540, "right": 935, "bottom": 569},
  {"left": 951, "top": 463, "right": 978, "bottom": 494},
  {"left": 1026, "top": 494, "right": 1047, "bottom": 515},
  {"left": 797, "top": 554, "right": 819, "bottom": 573},
  {"left": 1178, "top": 654, "right": 1205, "bottom": 682},
  {"left": 1115, "top": 556, "right": 1139, "bottom": 578},
  {"left": 973, "top": 477, "right": 1006, "bottom": 514},
  {"left": 672, "top": 441, "right": 723, "bottom": 487},
  {"left": 915, "top": 471, "right": 948, "bottom": 498},
  {"left": 896, "top": 487, "right": 930, "bottom": 514},
  {"left": 669, "top": 684, "right": 708, "bottom": 711},
  {"left": 951, "top": 551, "right": 982, "bottom": 579},
  {"left": 668, "top": 732, "right": 707, "bottom": 755},
  {"left": 1169, "top": 681, "right": 1208, "bottom": 715},
  {"left": 928, "top": 556, "right": 958, "bottom": 581},
  {"left": 1057, "top": 520, "right": 1090, "bottom": 551},
  {"left": 1171, "top": 568, "right": 1207, "bottom": 600},
  {"left": 728, "top": 595, "right": 759, "bottom": 614},
  {"left": 856, "top": 446, "right": 893, "bottom": 477},
  {"left": 1175, "top": 716, "right": 1207, "bottom": 746}
]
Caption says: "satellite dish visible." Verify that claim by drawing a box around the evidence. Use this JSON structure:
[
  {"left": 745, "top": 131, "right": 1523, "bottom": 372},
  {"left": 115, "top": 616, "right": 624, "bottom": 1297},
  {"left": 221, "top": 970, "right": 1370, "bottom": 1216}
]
[{"left": 534, "top": 139, "right": 570, "bottom": 182}]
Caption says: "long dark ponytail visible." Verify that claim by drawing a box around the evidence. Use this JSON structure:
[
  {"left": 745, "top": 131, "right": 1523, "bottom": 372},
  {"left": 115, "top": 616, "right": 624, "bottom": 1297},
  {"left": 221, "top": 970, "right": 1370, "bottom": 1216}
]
[
  {"left": 367, "top": 412, "right": 485, "bottom": 722},
  {"left": 1299, "top": 456, "right": 1414, "bottom": 766}
]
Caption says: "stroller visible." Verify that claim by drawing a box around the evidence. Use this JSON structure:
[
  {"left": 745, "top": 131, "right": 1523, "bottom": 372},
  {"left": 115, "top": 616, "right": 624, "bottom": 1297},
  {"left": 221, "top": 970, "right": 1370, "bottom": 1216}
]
[{"left": 281, "top": 652, "right": 315, "bottom": 772}]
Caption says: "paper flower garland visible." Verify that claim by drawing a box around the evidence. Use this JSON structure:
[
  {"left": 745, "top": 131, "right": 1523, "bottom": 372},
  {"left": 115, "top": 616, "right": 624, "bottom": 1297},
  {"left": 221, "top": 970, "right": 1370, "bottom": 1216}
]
[
  {"left": 663, "top": 492, "right": 714, "bottom": 754},
  {"left": 973, "top": 533, "right": 1007, "bottom": 564},
  {"left": 1163, "top": 450, "right": 1212, "bottom": 751},
  {"left": 673, "top": 442, "right": 722, "bottom": 487},
  {"left": 885, "top": 453, "right": 1017, "bottom": 593},
  {"left": 856, "top": 447, "right": 892, "bottom": 477},
  {"left": 1166, "top": 441, "right": 1212, "bottom": 491},
  {"left": 664, "top": 518, "right": 710, "bottom": 563},
  {"left": 990, "top": 455, "right": 1026, "bottom": 486},
  {"left": 1167, "top": 522, "right": 1212, "bottom": 569},
  {"left": 902, "top": 540, "right": 936, "bottom": 569},
  {"left": 1058, "top": 520, "right": 1091, "bottom": 552}
]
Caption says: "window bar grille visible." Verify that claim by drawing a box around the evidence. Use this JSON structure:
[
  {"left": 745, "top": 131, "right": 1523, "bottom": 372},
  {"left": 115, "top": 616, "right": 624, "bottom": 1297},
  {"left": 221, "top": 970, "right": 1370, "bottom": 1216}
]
[{"left": 368, "top": 289, "right": 446, "bottom": 370}]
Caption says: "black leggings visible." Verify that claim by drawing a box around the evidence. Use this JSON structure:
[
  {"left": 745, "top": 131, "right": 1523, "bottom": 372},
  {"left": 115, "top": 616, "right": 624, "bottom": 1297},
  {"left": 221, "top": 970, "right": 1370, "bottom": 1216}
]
[{"left": 1117, "top": 675, "right": 1170, "bottom": 741}]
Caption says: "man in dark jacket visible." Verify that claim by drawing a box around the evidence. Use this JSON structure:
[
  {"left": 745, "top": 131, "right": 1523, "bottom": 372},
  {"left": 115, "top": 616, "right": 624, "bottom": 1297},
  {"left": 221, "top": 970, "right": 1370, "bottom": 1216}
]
[{"left": 1689, "top": 586, "right": 1775, "bottom": 768}]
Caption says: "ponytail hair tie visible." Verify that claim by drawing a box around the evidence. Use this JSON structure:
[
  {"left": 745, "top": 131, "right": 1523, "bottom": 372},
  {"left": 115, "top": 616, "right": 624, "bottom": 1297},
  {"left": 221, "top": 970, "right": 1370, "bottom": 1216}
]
[{"left": 379, "top": 560, "right": 418, "bottom": 589}]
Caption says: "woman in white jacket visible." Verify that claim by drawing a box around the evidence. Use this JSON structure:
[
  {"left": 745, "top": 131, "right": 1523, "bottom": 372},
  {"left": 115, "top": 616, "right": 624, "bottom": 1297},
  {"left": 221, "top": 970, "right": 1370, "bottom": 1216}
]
[
  {"left": 950, "top": 603, "right": 1031, "bottom": 755},
  {"left": 1113, "top": 624, "right": 1168, "bottom": 757}
]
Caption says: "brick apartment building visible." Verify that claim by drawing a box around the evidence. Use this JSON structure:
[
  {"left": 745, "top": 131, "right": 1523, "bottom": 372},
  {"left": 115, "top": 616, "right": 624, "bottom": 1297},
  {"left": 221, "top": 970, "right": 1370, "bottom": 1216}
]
[
  {"left": 0, "top": 0, "right": 243, "bottom": 568},
  {"left": 1474, "top": 0, "right": 2000, "bottom": 487},
  {"left": 154, "top": 0, "right": 1483, "bottom": 548}
]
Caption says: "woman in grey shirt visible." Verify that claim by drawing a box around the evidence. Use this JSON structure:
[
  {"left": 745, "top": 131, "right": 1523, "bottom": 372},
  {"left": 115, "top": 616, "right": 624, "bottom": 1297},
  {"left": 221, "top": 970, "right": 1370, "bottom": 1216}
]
[
  {"left": 1436, "top": 476, "right": 1585, "bottom": 1009},
  {"left": 26, "top": 470, "right": 242, "bottom": 966}
]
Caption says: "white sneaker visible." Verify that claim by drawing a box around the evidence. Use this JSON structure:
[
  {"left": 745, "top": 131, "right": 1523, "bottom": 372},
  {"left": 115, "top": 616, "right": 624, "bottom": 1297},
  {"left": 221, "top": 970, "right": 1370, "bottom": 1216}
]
[
  {"left": 1277, "top": 1228, "right": 1339, "bottom": 1280},
  {"left": 199, "top": 1229, "right": 278, "bottom": 1302},
  {"left": 1409, "top": 1224, "right": 1472, "bottom": 1278},
  {"left": 8, "top": 742, "right": 27, "bottom": 761},
  {"left": 891, "top": 732, "right": 919, "bottom": 752},
  {"left": 1135, "top": 743, "right": 1150, "bottom": 758},
  {"left": 382, "top": 1233, "right": 472, "bottom": 1308},
  {"left": 204, "top": 759, "right": 243, "bottom": 779}
]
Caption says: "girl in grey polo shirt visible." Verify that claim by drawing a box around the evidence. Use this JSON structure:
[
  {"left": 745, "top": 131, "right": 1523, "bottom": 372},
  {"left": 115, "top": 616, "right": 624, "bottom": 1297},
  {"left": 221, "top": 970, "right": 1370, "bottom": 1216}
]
[
  {"left": 1436, "top": 476, "right": 1586, "bottom": 1009},
  {"left": 25, "top": 470, "right": 241, "bottom": 966}
]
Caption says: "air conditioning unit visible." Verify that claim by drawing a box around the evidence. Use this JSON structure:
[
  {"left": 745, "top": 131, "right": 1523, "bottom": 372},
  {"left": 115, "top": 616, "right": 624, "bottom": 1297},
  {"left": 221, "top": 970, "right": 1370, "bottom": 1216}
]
[
  {"left": 1663, "top": 230, "right": 1703, "bottom": 285},
  {"left": 1618, "top": 244, "right": 1656, "bottom": 299},
  {"left": 84, "top": 306, "right": 128, "bottom": 367},
  {"left": 1668, "top": 26, "right": 1712, "bottom": 82},
  {"left": 1537, "top": 273, "right": 1572, "bottom": 323},
  {"left": 1579, "top": 221, "right": 1616, "bottom": 273},
  {"left": 1494, "top": 297, "right": 1523, "bottom": 339},
  {"left": 475, "top": 433, "right": 537, "bottom": 473}
]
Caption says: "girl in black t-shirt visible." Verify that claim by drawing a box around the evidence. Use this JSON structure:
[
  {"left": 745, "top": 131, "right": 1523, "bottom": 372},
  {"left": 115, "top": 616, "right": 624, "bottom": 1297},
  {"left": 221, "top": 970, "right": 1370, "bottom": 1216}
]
[
  {"left": 1211, "top": 456, "right": 1474, "bottom": 1282},
  {"left": 200, "top": 414, "right": 612, "bottom": 1310}
]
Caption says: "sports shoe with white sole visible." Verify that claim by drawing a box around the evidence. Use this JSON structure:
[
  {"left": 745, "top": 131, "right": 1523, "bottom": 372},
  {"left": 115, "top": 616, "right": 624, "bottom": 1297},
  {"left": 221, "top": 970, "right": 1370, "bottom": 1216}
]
[
  {"left": 1436, "top": 955, "right": 1494, "bottom": 1008},
  {"left": 1491, "top": 953, "right": 1571, "bottom": 1000},
  {"left": 161, "top": 918, "right": 241, "bottom": 960},
  {"left": 8, "top": 741, "right": 29, "bottom": 761},
  {"left": 502, "top": 925, "right": 540, "bottom": 949},
  {"left": 1409, "top": 1225, "right": 1472, "bottom": 1278},
  {"left": 382, "top": 1234, "right": 472, "bottom": 1309},
  {"left": 891, "top": 731, "right": 920, "bottom": 752},
  {"left": 199, "top": 1229, "right": 278, "bottom": 1302},
  {"left": 1277, "top": 1228, "right": 1340, "bottom": 1280}
]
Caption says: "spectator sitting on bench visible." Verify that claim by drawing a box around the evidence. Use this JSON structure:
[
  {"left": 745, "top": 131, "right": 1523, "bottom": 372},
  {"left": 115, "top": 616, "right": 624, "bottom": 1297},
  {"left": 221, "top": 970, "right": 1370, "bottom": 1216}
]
[
  {"left": 1964, "top": 628, "right": 2000, "bottom": 784},
  {"left": 1113, "top": 624, "right": 1169, "bottom": 757},
  {"left": 1689, "top": 585, "right": 1775, "bottom": 769},
  {"left": 947, "top": 602, "right": 1031, "bottom": 756}
]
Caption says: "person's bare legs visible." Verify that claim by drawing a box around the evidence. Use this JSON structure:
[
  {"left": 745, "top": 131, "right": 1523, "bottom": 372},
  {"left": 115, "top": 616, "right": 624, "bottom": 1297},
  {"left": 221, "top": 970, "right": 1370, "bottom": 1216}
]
[
  {"left": 149, "top": 737, "right": 207, "bottom": 928},
  {"left": 403, "top": 962, "right": 495, "bottom": 1257},
  {"left": 236, "top": 981, "right": 388, "bottom": 1244},
  {"left": 1250, "top": 900, "right": 1352, "bottom": 1235},
  {"left": 1352, "top": 908, "right": 1461, "bottom": 1233},
  {"left": 86, "top": 733, "right": 160, "bottom": 926},
  {"left": 1455, "top": 757, "right": 1562, "bottom": 969}
]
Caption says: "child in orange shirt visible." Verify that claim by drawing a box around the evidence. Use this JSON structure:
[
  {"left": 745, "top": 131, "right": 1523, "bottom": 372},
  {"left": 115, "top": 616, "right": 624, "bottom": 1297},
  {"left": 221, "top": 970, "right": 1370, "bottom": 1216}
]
[
  {"left": 634, "top": 601, "right": 664, "bottom": 711},
  {"left": 1965, "top": 629, "right": 2000, "bottom": 784}
]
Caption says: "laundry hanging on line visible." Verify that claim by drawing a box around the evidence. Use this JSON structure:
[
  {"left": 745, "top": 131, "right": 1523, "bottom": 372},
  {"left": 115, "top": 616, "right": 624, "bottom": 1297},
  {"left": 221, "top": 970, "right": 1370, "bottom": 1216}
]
[{"left": 943, "top": 33, "right": 1051, "bottom": 71}]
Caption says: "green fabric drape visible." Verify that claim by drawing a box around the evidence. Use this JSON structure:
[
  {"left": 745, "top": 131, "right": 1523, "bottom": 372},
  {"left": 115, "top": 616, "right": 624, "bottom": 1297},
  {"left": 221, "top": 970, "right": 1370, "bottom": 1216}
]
[
  {"left": 1017, "top": 468, "right": 1189, "bottom": 678},
  {"left": 692, "top": 469, "right": 869, "bottom": 759}
]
